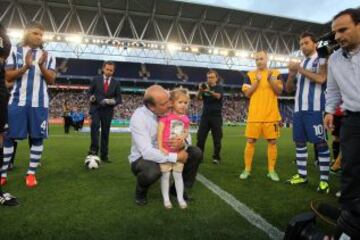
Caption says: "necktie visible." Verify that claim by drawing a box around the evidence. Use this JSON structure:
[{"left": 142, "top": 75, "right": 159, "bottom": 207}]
[{"left": 104, "top": 78, "right": 109, "bottom": 93}]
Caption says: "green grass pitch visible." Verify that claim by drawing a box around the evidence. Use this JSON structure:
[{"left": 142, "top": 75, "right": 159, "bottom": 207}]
[{"left": 0, "top": 125, "right": 340, "bottom": 239}]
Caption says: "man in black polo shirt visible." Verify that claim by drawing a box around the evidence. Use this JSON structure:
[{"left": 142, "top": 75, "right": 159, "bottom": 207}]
[{"left": 196, "top": 69, "right": 224, "bottom": 164}]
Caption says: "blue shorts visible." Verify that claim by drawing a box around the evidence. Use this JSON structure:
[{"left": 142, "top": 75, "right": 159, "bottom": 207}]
[
  {"left": 293, "top": 111, "right": 326, "bottom": 144},
  {"left": 6, "top": 105, "right": 48, "bottom": 139}
]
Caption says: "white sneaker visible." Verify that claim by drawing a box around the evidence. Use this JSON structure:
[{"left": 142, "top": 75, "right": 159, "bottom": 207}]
[
  {"left": 164, "top": 201, "right": 173, "bottom": 209},
  {"left": 179, "top": 201, "right": 187, "bottom": 209},
  {"left": 212, "top": 159, "right": 220, "bottom": 165}
]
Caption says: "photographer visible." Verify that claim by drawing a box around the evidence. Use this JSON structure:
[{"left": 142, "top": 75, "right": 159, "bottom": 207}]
[
  {"left": 324, "top": 8, "right": 360, "bottom": 239},
  {"left": 196, "top": 70, "right": 224, "bottom": 164},
  {"left": 63, "top": 100, "right": 72, "bottom": 134}
]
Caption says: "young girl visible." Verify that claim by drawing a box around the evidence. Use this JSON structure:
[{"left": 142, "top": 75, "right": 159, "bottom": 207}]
[{"left": 157, "top": 88, "right": 190, "bottom": 209}]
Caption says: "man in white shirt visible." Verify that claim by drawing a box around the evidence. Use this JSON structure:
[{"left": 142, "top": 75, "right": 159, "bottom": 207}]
[
  {"left": 129, "top": 85, "right": 202, "bottom": 205},
  {"left": 324, "top": 8, "right": 360, "bottom": 211},
  {"left": 323, "top": 8, "right": 360, "bottom": 239}
]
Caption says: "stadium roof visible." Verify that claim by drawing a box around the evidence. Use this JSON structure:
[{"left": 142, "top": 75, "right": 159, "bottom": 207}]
[
  {"left": 1, "top": 0, "right": 329, "bottom": 48},
  {"left": 0, "top": 0, "right": 334, "bottom": 70},
  {"left": 176, "top": 0, "right": 360, "bottom": 24}
]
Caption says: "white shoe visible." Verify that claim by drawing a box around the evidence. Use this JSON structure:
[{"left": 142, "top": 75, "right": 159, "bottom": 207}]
[
  {"left": 179, "top": 201, "right": 187, "bottom": 209},
  {"left": 212, "top": 159, "right": 220, "bottom": 165},
  {"left": 164, "top": 201, "right": 173, "bottom": 209}
]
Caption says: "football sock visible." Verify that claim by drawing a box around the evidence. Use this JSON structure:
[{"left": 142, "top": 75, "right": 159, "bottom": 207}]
[
  {"left": 244, "top": 142, "right": 255, "bottom": 172},
  {"left": 1, "top": 138, "right": 14, "bottom": 178},
  {"left": 295, "top": 143, "right": 308, "bottom": 178},
  {"left": 317, "top": 142, "right": 330, "bottom": 181},
  {"left": 160, "top": 171, "right": 171, "bottom": 204},
  {"left": 173, "top": 171, "right": 185, "bottom": 204},
  {"left": 267, "top": 143, "right": 277, "bottom": 172},
  {"left": 27, "top": 138, "right": 43, "bottom": 175},
  {"left": 10, "top": 140, "right": 18, "bottom": 166}
]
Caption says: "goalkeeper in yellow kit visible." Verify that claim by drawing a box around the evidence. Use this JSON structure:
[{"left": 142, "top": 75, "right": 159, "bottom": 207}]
[{"left": 240, "top": 51, "right": 283, "bottom": 181}]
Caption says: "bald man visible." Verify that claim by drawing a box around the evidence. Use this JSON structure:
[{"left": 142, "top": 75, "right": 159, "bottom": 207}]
[
  {"left": 240, "top": 51, "right": 283, "bottom": 182},
  {"left": 128, "top": 85, "right": 202, "bottom": 206}
]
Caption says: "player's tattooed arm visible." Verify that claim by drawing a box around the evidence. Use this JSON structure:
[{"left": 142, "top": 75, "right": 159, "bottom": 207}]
[{"left": 298, "top": 62, "right": 327, "bottom": 84}]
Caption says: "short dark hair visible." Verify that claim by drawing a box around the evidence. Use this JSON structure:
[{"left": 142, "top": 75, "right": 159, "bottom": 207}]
[
  {"left": 300, "top": 32, "right": 316, "bottom": 43},
  {"left": 102, "top": 61, "right": 115, "bottom": 69},
  {"left": 207, "top": 69, "right": 219, "bottom": 78},
  {"left": 333, "top": 8, "right": 360, "bottom": 24},
  {"left": 256, "top": 50, "right": 268, "bottom": 55},
  {"left": 25, "top": 21, "right": 45, "bottom": 31}
]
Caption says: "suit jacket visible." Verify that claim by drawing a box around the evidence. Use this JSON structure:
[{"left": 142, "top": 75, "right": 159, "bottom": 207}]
[{"left": 89, "top": 76, "right": 122, "bottom": 114}]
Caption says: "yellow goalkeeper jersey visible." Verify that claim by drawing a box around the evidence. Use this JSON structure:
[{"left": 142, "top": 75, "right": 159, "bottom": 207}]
[{"left": 242, "top": 69, "right": 283, "bottom": 123}]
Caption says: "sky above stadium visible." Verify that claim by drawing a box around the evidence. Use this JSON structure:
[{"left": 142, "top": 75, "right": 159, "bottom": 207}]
[{"left": 176, "top": 0, "right": 360, "bottom": 23}]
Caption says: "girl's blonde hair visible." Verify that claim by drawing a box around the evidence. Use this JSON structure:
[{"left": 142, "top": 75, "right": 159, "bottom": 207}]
[{"left": 169, "top": 88, "right": 190, "bottom": 101}]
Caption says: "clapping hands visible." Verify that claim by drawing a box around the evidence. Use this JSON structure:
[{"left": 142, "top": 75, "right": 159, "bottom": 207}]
[
  {"left": 24, "top": 49, "right": 48, "bottom": 68},
  {"left": 38, "top": 50, "right": 48, "bottom": 67},
  {"left": 288, "top": 61, "right": 300, "bottom": 73}
]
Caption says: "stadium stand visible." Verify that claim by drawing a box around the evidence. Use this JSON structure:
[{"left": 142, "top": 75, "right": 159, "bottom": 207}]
[{"left": 50, "top": 57, "right": 295, "bottom": 125}]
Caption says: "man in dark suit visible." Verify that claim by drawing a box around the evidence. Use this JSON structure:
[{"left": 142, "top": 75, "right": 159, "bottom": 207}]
[{"left": 88, "top": 61, "right": 122, "bottom": 162}]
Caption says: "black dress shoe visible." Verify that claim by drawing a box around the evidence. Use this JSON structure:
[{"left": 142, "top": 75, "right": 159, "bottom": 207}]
[
  {"left": 135, "top": 185, "right": 147, "bottom": 206},
  {"left": 170, "top": 186, "right": 193, "bottom": 202},
  {"left": 135, "top": 196, "right": 147, "bottom": 206},
  {"left": 101, "top": 156, "right": 112, "bottom": 163},
  {"left": 183, "top": 191, "right": 194, "bottom": 202},
  {"left": 88, "top": 150, "right": 97, "bottom": 156}
]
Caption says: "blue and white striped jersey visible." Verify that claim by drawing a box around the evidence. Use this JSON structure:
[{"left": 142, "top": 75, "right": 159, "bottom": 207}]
[
  {"left": 294, "top": 52, "right": 326, "bottom": 112},
  {"left": 6, "top": 45, "right": 56, "bottom": 108}
]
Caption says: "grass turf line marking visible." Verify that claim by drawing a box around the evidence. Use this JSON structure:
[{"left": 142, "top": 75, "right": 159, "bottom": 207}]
[{"left": 197, "top": 174, "right": 284, "bottom": 240}]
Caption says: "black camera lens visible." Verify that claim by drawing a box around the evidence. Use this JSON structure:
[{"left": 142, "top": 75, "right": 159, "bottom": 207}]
[
  {"left": 200, "top": 82, "right": 208, "bottom": 90},
  {"left": 316, "top": 31, "right": 339, "bottom": 58}
]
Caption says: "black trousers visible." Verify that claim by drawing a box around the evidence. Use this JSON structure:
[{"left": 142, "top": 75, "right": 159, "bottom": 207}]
[
  {"left": 197, "top": 115, "right": 223, "bottom": 160},
  {"left": 72, "top": 120, "right": 84, "bottom": 131},
  {"left": 89, "top": 108, "right": 113, "bottom": 159},
  {"left": 131, "top": 146, "right": 203, "bottom": 196},
  {"left": 340, "top": 112, "right": 360, "bottom": 210},
  {"left": 63, "top": 116, "right": 72, "bottom": 134},
  {"left": 0, "top": 88, "right": 7, "bottom": 134}
]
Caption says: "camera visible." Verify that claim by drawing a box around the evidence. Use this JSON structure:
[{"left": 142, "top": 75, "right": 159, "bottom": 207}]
[
  {"left": 284, "top": 212, "right": 325, "bottom": 240},
  {"left": 316, "top": 31, "right": 340, "bottom": 58},
  {"left": 284, "top": 201, "right": 360, "bottom": 240},
  {"left": 199, "top": 82, "right": 209, "bottom": 91}
]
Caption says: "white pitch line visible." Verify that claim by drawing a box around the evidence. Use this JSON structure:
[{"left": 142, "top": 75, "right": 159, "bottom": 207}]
[
  {"left": 49, "top": 134, "right": 129, "bottom": 138},
  {"left": 196, "top": 174, "right": 284, "bottom": 240}
]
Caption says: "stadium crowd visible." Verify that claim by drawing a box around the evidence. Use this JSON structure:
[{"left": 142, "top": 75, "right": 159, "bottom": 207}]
[{"left": 48, "top": 89, "right": 293, "bottom": 125}]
